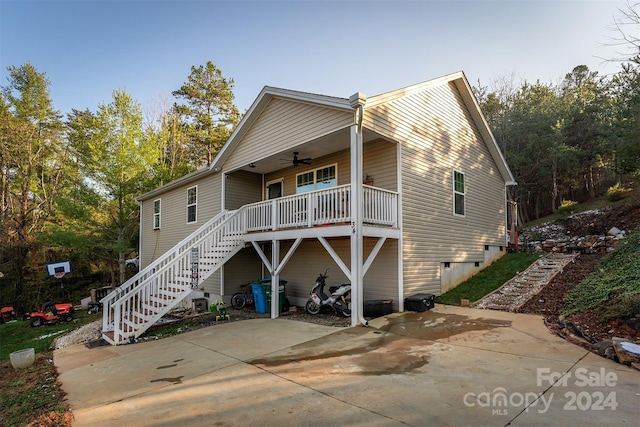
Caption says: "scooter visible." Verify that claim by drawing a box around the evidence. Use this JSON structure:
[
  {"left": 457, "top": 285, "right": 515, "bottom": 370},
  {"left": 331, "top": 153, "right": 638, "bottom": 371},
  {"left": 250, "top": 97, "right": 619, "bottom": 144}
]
[{"left": 305, "top": 270, "right": 351, "bottom": 317}]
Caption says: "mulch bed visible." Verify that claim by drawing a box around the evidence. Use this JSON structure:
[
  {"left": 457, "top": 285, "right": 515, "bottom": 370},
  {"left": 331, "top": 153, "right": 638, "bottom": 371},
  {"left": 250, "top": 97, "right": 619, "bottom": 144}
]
[{"left": 517, "top": 252, "right": 639, "bottom": 344}]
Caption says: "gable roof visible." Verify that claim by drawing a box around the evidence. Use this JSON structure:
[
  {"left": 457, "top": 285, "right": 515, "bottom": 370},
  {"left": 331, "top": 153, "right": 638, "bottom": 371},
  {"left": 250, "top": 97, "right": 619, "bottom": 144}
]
[
  {"left": 366, "top": 71, "right": 516, "bottom": 186},
  {"left": 138, "top": 71, "right": 515, "bottom": 202},
  {"left": 136, "top": 165, "right": 212, "bottom": 202},
  {"left": 209, "top": 86, "right": 354, "bottom": 172}
]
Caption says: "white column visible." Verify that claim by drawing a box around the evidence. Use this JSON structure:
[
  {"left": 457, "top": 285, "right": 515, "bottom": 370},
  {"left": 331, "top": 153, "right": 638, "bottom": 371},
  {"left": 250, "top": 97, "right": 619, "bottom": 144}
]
[
  {"left": 271, "top": 239, "right": 280, "bottom": 319},
  {"left": 350, "top": 124, "right": 363, "bottom": 326},
  {"left": 397, "top": 141, "right": 404, "bottom": 311}
]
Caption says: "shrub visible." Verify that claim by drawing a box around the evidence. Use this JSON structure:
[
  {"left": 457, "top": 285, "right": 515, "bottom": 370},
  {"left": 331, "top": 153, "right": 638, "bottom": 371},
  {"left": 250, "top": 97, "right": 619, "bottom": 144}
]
[
  {"left": 558, "top": 199, "right": 578, "bottom": 214},
  {"left": 606, "top": 183, "right": 630, "bottom": 202},
  {"left": 597, "top": 293, "right": 640, "bottom": 323}
]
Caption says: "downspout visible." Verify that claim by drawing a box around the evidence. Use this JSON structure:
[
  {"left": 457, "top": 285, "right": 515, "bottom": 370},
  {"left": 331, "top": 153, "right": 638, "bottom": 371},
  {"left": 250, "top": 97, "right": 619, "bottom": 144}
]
[{"left": 349, "top": 92, "right": 368, "bottom": 327}]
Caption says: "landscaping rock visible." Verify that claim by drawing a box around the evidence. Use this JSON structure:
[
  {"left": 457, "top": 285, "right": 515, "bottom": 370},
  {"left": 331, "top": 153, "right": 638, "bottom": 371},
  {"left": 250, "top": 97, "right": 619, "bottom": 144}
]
[
  {"left": 592, "top": 340, "right": 616, "bottom": 360},
  {"left": 608, "top": 226, "right": 622, "bottom": 236},
  {"left": 612, "top": 337, "right": 640, "bottom": 366}
]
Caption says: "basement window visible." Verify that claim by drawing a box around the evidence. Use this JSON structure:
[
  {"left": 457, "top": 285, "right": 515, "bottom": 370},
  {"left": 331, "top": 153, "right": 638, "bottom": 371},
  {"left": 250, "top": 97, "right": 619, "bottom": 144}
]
[
  {"left": 444, "top": 262, "right": 451, "bottom": 268},
  {"left": 187, "top": 186, "right": 197, "bottom": 224},
  {"left": 475, "top": 262, "right": 480, "bottom": 267},
  {"left": 153, "top": 199, "right": 161, "bottom": 230},
  {"left": 453, "top": 169, "right": 465, "bottom": 217}
]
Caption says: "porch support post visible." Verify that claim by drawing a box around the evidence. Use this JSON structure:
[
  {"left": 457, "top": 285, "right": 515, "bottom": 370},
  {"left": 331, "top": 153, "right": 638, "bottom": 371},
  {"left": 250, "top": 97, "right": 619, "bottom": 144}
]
[
  {"left": 397, "top": 141, "right": 404, "bottom": 311},
  {"left": 349, "top": 91, "right": 367, "bottom": 327},
  {"left": 270, "top": 238, "right": 280, "bottom": 319}
]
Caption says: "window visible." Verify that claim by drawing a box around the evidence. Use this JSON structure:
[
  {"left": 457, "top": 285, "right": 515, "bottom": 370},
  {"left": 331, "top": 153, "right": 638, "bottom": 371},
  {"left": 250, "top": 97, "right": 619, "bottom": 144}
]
[
  {"left": 296, "top": 164, "right": 337, "bottom": 194},
  {"left": 453, "top": 170, "right": 465, "bottom": 216},
  {"left": 187, "top": 186, "right": 197, "bottom": 223},
  {"left": 153, "top": 199, "right": 161, "bottom": 230}
]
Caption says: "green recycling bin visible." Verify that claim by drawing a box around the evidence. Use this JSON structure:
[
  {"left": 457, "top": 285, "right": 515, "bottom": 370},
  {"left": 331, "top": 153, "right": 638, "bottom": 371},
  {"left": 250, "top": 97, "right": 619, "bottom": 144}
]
[{"left": 258, "top": 278, "right": 287, "bottom": 314}]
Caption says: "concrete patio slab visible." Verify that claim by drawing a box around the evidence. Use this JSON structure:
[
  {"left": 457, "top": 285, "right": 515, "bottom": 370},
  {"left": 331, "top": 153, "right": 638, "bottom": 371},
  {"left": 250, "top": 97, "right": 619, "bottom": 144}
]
[{"left": 55, "top": 306, "right": 639, "bottom": 426}]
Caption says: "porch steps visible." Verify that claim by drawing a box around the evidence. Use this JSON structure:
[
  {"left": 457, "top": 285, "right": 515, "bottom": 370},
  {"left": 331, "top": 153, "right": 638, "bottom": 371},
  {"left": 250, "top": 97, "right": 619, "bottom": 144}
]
[
  {"left": 101, "top": 210, "right": 246, "bottom": 345},
  {"left": 473, "top": 253, "right": 579, "bottom": 312}
]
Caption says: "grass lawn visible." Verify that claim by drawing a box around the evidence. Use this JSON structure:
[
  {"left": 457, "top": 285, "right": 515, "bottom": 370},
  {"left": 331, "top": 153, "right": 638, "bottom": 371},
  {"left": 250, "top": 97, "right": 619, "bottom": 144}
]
[
  {"left": 0, "top": 310, "right": 100, "bottom": 361},
  {"left": 435, "top": 252, "right": 544, "bottom": 306},
  {"left": 1, "top": 310, "right": 100, "bottom": 427}
]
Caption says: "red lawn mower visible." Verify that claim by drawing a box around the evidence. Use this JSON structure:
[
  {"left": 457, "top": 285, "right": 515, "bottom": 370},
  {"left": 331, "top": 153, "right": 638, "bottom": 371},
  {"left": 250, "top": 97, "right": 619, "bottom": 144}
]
[
  {"left": 28, "top": 302, "right": 74, "bottom": 327},
  {"left": 1, "top": 306, "right": 17, "bottom": 323}
]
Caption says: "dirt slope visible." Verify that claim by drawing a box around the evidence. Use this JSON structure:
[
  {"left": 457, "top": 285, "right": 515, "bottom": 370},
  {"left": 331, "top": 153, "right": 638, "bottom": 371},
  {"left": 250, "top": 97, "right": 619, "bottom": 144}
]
[{"left": 517, "top": 202, "right": 640, "bottom": 349}]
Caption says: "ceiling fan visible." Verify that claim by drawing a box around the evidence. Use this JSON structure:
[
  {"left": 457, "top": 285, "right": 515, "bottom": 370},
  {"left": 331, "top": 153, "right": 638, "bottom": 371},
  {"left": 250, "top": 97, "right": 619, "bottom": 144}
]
[{"left": 283, "top": 152, "right": 312, "bottom": 167}]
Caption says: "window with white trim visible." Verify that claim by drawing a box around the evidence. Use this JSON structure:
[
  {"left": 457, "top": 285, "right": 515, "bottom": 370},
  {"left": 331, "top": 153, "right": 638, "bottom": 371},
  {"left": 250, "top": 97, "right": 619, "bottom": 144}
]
[
  {"left": 453, "top": 170, "right": 465, "bottom": 216},
  {"left": 153, "top": 199, "right": 161, "bottom": 230},
  {"left": 187, "top": 186, "right": 197, "bottom": 223},
  {"left": 296, "top": 164, "right": 337, "bottom": 194}
]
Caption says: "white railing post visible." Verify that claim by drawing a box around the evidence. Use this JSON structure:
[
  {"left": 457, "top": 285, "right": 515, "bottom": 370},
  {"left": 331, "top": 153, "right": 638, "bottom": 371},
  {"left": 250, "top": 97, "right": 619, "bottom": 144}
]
[
  {"left": 307, "top": 193, "right": 313, "bottom": 227},
  {"left": 271, "top": 199, "right": 278, "bottom": 230},
  {"left": 393, "top": 191, "right": 398, "bottom": 228}
]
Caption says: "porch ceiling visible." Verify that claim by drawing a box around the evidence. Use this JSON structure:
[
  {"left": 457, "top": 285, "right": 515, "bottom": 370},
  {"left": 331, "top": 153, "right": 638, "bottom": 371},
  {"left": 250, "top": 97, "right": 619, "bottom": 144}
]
[{"left": 235, "top": 127, "right": 383, "bottom": 175}]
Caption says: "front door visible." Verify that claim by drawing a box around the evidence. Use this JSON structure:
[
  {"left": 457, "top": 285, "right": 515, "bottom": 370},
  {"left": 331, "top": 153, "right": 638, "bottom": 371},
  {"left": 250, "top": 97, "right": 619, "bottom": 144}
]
[{"left": 266, "top": 180, "right": 283, "bottom": 200}]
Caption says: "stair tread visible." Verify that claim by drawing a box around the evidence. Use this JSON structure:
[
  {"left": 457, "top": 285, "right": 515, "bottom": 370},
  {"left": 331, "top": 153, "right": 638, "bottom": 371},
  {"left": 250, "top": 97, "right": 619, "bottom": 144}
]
[{"left": 105, "top": 220, "right": 245, "bottom": 343}]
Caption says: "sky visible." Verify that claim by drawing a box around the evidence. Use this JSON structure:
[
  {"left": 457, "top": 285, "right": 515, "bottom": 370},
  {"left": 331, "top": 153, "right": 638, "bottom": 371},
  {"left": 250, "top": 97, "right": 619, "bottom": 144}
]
[{"left": 0, "top": 0, "right": 634, "bottom": 118}]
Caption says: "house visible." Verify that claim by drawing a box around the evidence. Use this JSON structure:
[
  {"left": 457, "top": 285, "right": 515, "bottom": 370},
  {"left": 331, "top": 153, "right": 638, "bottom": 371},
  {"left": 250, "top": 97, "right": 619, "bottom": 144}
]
[{"left": 100, "top": 71, "right": 516, "bottom": 345}]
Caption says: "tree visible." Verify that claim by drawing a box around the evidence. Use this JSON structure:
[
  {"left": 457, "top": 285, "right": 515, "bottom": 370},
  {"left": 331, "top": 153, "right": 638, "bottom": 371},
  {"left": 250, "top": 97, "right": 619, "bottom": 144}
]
[
  {"left": 509, "top": 82, "right": 568, "bottom": 218},
  {"left": 172, "top": 61, "right": 239, "bottom": 166},
  {"left": 144, "top": 95, "right": 193, "bottom": 187},
  {"left": 68, "top": 89, "right": 160, "bottom": 285},
  {"left": 560, "top": 66, "right": 608, "bottom": 198},
  {"left": 474, "top": 71, "right": 522, "bottom": 155},
  {"left": 605, "top": 2, "right": 640, "bottom": 179},
  {"left": 609, "top": 63, "right": 640, "bottom": 178},
  {"left": 0, "top": 64, "right": 66, "bottom": 312},
  {"left": 607, "top": 1, "right": 640, "bottom": 64}
]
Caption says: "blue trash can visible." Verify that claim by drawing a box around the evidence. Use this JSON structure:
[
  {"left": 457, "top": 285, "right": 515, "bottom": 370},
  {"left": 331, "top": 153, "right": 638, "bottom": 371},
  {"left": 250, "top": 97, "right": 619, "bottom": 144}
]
[{"left": 251, "top": 283, "right": 268, "bottom": 313}]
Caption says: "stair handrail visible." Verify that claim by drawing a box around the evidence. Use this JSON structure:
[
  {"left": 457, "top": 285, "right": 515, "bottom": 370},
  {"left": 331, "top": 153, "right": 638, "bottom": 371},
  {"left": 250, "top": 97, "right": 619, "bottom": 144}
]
[
  {"left": 112, "top": 207, "right": 246, "bottom": 303},
  {"left": 101, "top": 209, "right": 230, "bottom": 303},
  {"left": 101, "top": 209, "right": 232, "bottom": 335}
]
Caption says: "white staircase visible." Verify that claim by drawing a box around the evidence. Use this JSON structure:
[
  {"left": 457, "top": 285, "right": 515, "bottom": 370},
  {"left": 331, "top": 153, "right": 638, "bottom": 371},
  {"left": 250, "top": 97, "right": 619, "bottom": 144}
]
[{"left": 101, "top": 209, "right": 246, "bottom": 345}]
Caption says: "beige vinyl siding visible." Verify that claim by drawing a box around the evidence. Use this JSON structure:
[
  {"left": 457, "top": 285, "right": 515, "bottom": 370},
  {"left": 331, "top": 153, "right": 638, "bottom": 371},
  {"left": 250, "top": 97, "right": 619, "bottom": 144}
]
[
  {"left": 139, "top": 173, "right": 223, "bottom": 269},
  {"left": 275, "top": 238, "right": 398, "bottom": 304},
  {"left": 265, "top": 149, "right": 350, "bottom": 196},
  {"left": 263, "top": 139, "right": 397, "bottom": 197},
  {"left": 225, "top": 170, "right": 262, "bottom": 209},
  {"left": 224, "top": 98, "right": 354, "bottom": 172},
  {"left": 366, "top": 81, "right": 506, "bottom": 296},
  {"left": 218, "top": 248, "right": 262, "bottom": 295},
  {"left": 363, "top": 139, "right": 397, "bottom": 191}
]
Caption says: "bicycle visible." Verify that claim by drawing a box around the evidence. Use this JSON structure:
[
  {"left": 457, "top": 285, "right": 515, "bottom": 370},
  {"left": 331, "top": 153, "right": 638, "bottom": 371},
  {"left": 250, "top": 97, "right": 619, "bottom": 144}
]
[{"left": 230, "top": 284, "right": 254, "bottom": 309}]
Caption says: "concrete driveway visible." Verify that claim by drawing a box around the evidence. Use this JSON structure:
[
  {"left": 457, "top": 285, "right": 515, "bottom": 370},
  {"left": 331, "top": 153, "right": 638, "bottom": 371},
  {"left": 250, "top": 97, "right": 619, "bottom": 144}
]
[{"left": 55, "top": 305, "right": 639, "bottom": 426}]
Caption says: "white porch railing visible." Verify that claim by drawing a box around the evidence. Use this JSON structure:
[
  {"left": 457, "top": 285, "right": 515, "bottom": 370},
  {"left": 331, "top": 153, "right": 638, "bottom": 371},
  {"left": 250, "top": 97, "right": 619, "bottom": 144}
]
[
  {"left": 101, "top": 184, "right": 398, "bottom": 344},
  {"left": 245, "top": 184, "right": 397, "bottom": 231}
]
